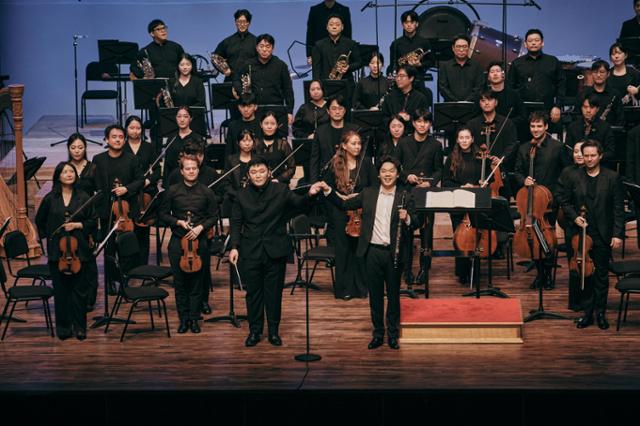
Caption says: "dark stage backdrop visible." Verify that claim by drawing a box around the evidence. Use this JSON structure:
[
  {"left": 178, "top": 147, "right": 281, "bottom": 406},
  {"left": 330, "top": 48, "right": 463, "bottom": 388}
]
[{"left": 0, "top": 0, "right": 632, "bottom": 130}]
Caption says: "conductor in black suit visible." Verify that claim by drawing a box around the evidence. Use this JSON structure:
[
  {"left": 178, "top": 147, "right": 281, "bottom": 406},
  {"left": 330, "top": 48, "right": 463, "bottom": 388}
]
[
  {"left": 229, "top": 157, "right": 321, "bottom": 347},
  {"left": 316, "top": 156, "right": 418, "bottom": 350}
]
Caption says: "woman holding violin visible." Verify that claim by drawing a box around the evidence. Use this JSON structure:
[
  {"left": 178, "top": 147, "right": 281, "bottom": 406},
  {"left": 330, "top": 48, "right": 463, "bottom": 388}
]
[
  {"left": 124, "top": 116, "right": 160, "bottom": 265},
  {"left": 67, "top": 133, "right": 100, "bottom": 311},
  {"left": 159, "top": 154, "right": 218, "bottom": 334},
  {"left": 36, "top": 162, "right": 97, "bottom": 340},
  {"left": 513, "top": 111, "right": 568, "bottom": 290},
  {"left": 443, "top": 127, "right": 496, "bottom": 284},
  {"left": 557, "top": 140, "right": 624, "bottom": 330},
  {"left": 325, "top": 130, "right": 376, "bottom": 300}
]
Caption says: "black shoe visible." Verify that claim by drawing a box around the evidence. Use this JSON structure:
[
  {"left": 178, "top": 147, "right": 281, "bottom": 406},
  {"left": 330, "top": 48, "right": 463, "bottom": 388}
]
[
  {"left": 568, "top": 304, "right": 583, "bottom": 312},
  {"left": 530, "top": 275, "right": 544, "bottom": 290},
  {"left": 107, "top": 281, "right": 117, "bottom": 296},
  {"left": 201, "top": 302, "right": 212, "bottom": 315},
  {"left": 368, "top": 337, "right": 384, "bottom": 349},
  {"left": 404, "top": 272, "right": 414, "bottom": 285},
  {"left": 416, "top": 267, "right": 426, "bottom": 284},
  {"left": 177, "top": 319, "right": 190, "bottom": 334},
  {"left": 342, "top": 295, "right": 352, "bottom": 301},
  {"left": 388, "top": 337, "right": 399, "bottom": 350},
  {"left": 268, "top": 334, "right": 282, "bottom": 346},
  {"left": 543, "top": 281, "right": 555, "bottom": 290},
  {"left": 458, "top": 275, "right": 469, "bottom": 285},
  {"left": 576, "top": 315, "right": 594, "bottom": 329},
  {"left": 245, "top": 333, "right": 261, "bottom": 347},
  {"left": 75, "top": 329, "right": 87, "bottom": 341},
  {"left": 597, "top": 313, "right": 610, "bottom": 330},
  {"left": 190, "top": 320, "right": 201, "bottom": 334},
  {"left": 57, "top": 333, "right": 72, "bottom": 341}
]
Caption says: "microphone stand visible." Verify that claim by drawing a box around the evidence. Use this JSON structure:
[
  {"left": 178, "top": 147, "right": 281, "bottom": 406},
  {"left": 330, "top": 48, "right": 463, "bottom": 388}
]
[{"left": 51, "top": 34, "right": 102, "bottom": 147}]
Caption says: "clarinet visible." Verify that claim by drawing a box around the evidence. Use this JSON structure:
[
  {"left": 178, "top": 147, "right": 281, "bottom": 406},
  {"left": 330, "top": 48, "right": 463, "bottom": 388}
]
[{"left": 393, "top": 191, "right": 407, "bottom": 269}]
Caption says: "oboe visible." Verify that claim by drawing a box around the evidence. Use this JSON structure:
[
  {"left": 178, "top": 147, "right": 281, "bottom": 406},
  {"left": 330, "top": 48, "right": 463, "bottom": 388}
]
[{"left": 393, "top": 191, "right": 407, "bottom": 269}]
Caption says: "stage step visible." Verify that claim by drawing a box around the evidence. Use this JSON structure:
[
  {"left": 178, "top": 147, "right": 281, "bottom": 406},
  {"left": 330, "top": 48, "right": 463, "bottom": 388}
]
[{"left": 400, "top": 298, "right": 524, "bottom": 344}]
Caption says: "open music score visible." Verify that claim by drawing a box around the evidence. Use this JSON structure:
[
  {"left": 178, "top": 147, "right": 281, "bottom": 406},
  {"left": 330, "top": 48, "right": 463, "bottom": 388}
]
[{"left": 426, "top": 189, "right": 476, "bottom": 209}]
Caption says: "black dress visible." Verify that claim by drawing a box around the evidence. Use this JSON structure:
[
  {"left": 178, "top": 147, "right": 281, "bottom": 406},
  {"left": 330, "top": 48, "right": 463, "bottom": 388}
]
[{"left": 325, "top": 158, "right": 377, "bottom": 298}]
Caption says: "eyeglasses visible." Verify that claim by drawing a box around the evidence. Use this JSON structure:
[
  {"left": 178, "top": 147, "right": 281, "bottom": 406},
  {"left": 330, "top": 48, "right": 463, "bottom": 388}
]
[
  {"left": 454, "top": 44, "right": 469, "bottom": 50},
  {"left": 396, "top": 73, "right": 409, "bottom": 79},
  {"left": 329, "top": 105, "right": 345, "bottom": 111},
  {"left": 236, "top": 19, "right": 249, "bottom": 24},
  {"left": 153, "top": 26, "right": 168, "bottom": 32}
]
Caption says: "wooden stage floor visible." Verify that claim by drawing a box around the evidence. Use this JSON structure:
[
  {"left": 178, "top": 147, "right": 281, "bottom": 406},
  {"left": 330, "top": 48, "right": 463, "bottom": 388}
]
[{"left": 1, "top": 226, "right": 640, "bottom": 423}]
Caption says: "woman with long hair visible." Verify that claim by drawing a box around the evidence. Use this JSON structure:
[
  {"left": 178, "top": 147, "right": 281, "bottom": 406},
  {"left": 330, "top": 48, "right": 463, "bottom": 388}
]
[
  {"left": 255, "top": 111, "right": 295, "bottom": 184},
  {"left": 35, "top": 162, "right": 97, "bottom": 340},
  {"left": 170, "top": 53, "right": 206, "bottom": 107}
]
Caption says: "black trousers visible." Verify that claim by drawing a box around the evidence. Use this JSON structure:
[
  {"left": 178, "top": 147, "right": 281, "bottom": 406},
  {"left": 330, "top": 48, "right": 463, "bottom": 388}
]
[
  {"left": 168, "top": 236, "right": 206, "bottom": 320},
  {"left": 580, "top": 236, "right": 611, "bottom": 316},
  {"left": 201, "top": 238, "right": 212, "bottom": 305},
  {"left": 365, "top": 245, "right": 401, "bottom": 339},
  {"left": 241, "top": 250, "right": 286, "bottom": 335},
  {"left": 49, "top": 262, "right": 89, "bottom": 336},
  {"left": 134, "top": 223, "right": 150, "bottom": 266}
]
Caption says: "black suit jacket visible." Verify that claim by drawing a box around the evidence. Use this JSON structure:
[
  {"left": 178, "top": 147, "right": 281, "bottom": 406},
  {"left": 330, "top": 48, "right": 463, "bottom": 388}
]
[
  {"left": 231, "top": 181, "right": 313, "bottom": 260},
  {"left": 556, "top": 167, "right": 625, "bottom": 244},
  {"left": 326, "top": 185, "right": 418, "bottom": 261},
  {"left": 626, "top": 124, "right": 640, "bottom": 184},
  {"left": 91, "top": 151, "right": 144, "bottom": 220},
  {"left": 309, "top": 122, "right": 360, "bottom": 183}
]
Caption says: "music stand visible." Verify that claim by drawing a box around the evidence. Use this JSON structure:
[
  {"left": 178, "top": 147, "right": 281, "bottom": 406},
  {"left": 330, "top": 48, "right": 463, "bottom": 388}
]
[
  {"left": 321, "top": 80, "right": 348, "bottom": 100},
  {"left": 292, "top": 138, "right": 312, "bottom": 184},
  {"left": 463, "top": 197, "right": 514, "bottom": 299},
  {"left": 205, "top": 143, "right": 227, "bottom": 170},
  {"left": 624, "top": 106, "right": 640, "bottom": 130},
  {"left": 133, "top": 79, "right": 165, "bottom": 111},
  {"left": 351, "top": 109, "right": 384, "bottom": 159},
  {"left": 158, "top": 106, "right": 207, "bottom": 137},
  {"left": 210, "top": 83, "right": 236, "bottom": 110},
  {"left": 98, "top": 39, "right": 138, "bottom": 124}
]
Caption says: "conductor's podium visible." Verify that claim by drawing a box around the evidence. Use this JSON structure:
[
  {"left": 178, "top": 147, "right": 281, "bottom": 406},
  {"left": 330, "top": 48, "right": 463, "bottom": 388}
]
[{"left": 400, "top": 298, "right": 524, "bottom": 344}]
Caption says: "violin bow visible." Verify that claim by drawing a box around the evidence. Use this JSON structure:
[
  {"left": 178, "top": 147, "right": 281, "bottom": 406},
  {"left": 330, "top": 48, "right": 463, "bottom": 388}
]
[
  {"left": 208, "top": 163, "right": 241, "bottom": 189},
  {"left": 51, "top": 190, "right": 103, "bottom": 237},
  {"left": 480, "top": 156, "right": 505, "bottom": 189}
]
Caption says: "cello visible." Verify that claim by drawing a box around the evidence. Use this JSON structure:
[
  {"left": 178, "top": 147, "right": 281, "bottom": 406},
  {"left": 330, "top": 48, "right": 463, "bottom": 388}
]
[{"left": 513, "top": 140, "right": 557, "bottom": 259}]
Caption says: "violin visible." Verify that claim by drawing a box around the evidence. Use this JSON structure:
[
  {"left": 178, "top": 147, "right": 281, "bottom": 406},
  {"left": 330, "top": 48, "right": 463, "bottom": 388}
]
[
  {"left": 452, "top": 146, "right": 497, "bottom": 258},
  {"left": 135, "top": 192, "right": 155, "bottom": 227},
  {"left": 58, "top": 211, "right": 81, "bottom": 275},
  {"left": 179, "top": 211, "right": 202, "bottom": 273},
  {"left": 112, "top": 178, "right": 134, "bottom": 232},
  {"left": 513, "top": 140, "right": 557, "bottom": 259},
  {"left": 345, "top": 179, "right": 363, "bottom": 238},
  {"left": 569, "top": 206, "right": 594, "bottom": 290}
]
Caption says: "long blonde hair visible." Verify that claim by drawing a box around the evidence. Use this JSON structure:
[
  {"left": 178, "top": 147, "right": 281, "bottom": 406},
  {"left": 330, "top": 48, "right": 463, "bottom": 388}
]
[{"left": 332, "top": 130, "right": 361, "bottom": 194}]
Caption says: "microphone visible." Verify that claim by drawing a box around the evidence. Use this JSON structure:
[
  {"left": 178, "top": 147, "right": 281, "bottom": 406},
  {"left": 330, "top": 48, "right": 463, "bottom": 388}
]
[
  {"left": 73, "top": 34, "right": 88, "bottom": 39},
  {"left": 529, "top": 0, "right": 541, "bottom": 10},
  {"left": 360, "top": 1, "right": 373, "bottom": 12}
]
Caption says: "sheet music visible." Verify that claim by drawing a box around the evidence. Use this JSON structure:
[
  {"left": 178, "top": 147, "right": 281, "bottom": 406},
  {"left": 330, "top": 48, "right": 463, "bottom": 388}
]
[{"left": 425, "top": 189, "right": 476, "bottom": 208}]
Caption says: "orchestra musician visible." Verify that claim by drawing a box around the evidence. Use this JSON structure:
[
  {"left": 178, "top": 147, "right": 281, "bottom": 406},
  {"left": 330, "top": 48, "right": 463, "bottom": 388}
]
[
  {"left": 311, "top": 13, "right": 361, "bottom": 104},
  {"left": 232, "top": 34, "right": 295, "bottom": 126},
  {"left": 565, "top": 94, "right": 616, "bottom": 163},
  {"left": 387, "top": 10, "right": 433, "bottom": 106},
  {"left": 225, "top": 93, "right": 262, "bottom": 158},
  {"left": 163, "top": 106, "right": 207, "bottom": 185},
  {"left": 619, "top": 0, "right": 640, "bottom": 39},
  {"left": 169, "top": 54, "right": 206, "bottom": 108},
  {"left": 309, "top": 94, "right": 359, "bottom": 183},
  {"left": 229, "top": 157, "right": 321, "bottom": 347},
  {"left": 306, "top": 0, "right": 352, "bottom": 64},
  {"left": 323, "top": 130, "right": 377, "bottom": 300},
  {"left": 556, "top": 140, "right": 624, "bottom": 330},
  {"left": 130, "top": 19, "right": 185, "bottom": 80},
  {"left": 255, "top": 111, "right": 295, "bottom": 185},
  {"left": 443, "top": 127, "right": 495, "bottom": 284},
  {"left": 159, "top": 154, "right": 218, "bottom": 334},
  {"left": 66, "top": 133, "right": 99, "bottom": 312},
  {"left": 315, "top": 155, "right": 419, "bottom": 350},
  {"left": 352, "top": 52, "right": 390, "bottom": 111},
  {"left": 396, "top": 109, "right": 443, "bottom": 284},
  {"left": 381, "top": 65, "right": 429, "bottom": 133},
  {"left": 124, "top": 116, "right": 160, "bottom": 266},
  {"left": 507, "top": 29, "right": 565, "bottom": 126},
  {"left": 438, "top": 35, "right": 485, "bottom": 103},
  {"left": 293, "top": 80, "right": 329, "bottom": 140},
  {"left": 608, "top": 42, "right": 640, "bottom": 104},
  {"left": 484, "top": 61, "right": 526, "bottom": 132},
  {"left": 576, "top": 60, "right": 623, "bottom": 126},
  {"left": 557, "top": 140, "right": 586, "bottom": 311},
  {"left": 225, "top": 130, "right": 256, "bottom": 202},
  {"left": 376, "top": 114, "right": 405, "bottom": 162},
  {"left": 92, "top": 124, "right": 144, "bottom": 293},
  {"left": 36, "top": 162, "right": 97, "bottom": 341},
  {"left": 213, "top": 9, "right": 257, "bottom": 83},
  {"left": 466, "top": 90, "right": 519, "bottom": 173},
  {"left": 513, "top": 111, "right": 568, "bottom": 290}
]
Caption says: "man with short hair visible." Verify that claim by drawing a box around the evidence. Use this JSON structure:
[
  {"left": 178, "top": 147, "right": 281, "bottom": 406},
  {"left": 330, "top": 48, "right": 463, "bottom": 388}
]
[
  {"left": 381, "top": 65, "right": 429, "bottom": 133},
  {"left": 485, "top": 61, "right": 526, "bottom": 129},
  {"left": 306, "top": 0, "right": 352, "bottom": 63},
  {"left": 225, "top": 93, "right": 262, "bottom": 158},
  {"left": 130, "top": 19, "right": 184, "bottom": 79},
  {"left": 213, "top": 9, "right": 257, "bottom": 82},
  {"left": 565, "top": 94, "right": 616, "bottom": 163},
  {"left": 438, "top": 35, "right": 485, "bottom": 102},
  {"left": 576, "top": 60, "right": 623, "bottom": 126}
]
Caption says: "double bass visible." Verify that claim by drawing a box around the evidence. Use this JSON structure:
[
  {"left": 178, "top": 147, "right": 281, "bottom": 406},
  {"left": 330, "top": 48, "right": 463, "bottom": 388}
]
[{"left": 513, "top": 140, "right": 557, "bottom": 259}]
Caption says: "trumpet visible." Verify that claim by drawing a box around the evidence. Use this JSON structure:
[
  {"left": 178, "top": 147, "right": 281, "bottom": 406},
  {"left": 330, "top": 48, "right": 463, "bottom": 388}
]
[
  {"left": 398, "top": 48, "right": 429, "bottom": 67},
  {"left": 137, "top": 49, "right": 155, "bottom": 79},
  {"left": 210, "top": 53, "right": 230, "bottom": 75},
  {"left": 329, "top": 51, "right": 351, "bottom": 80}
]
